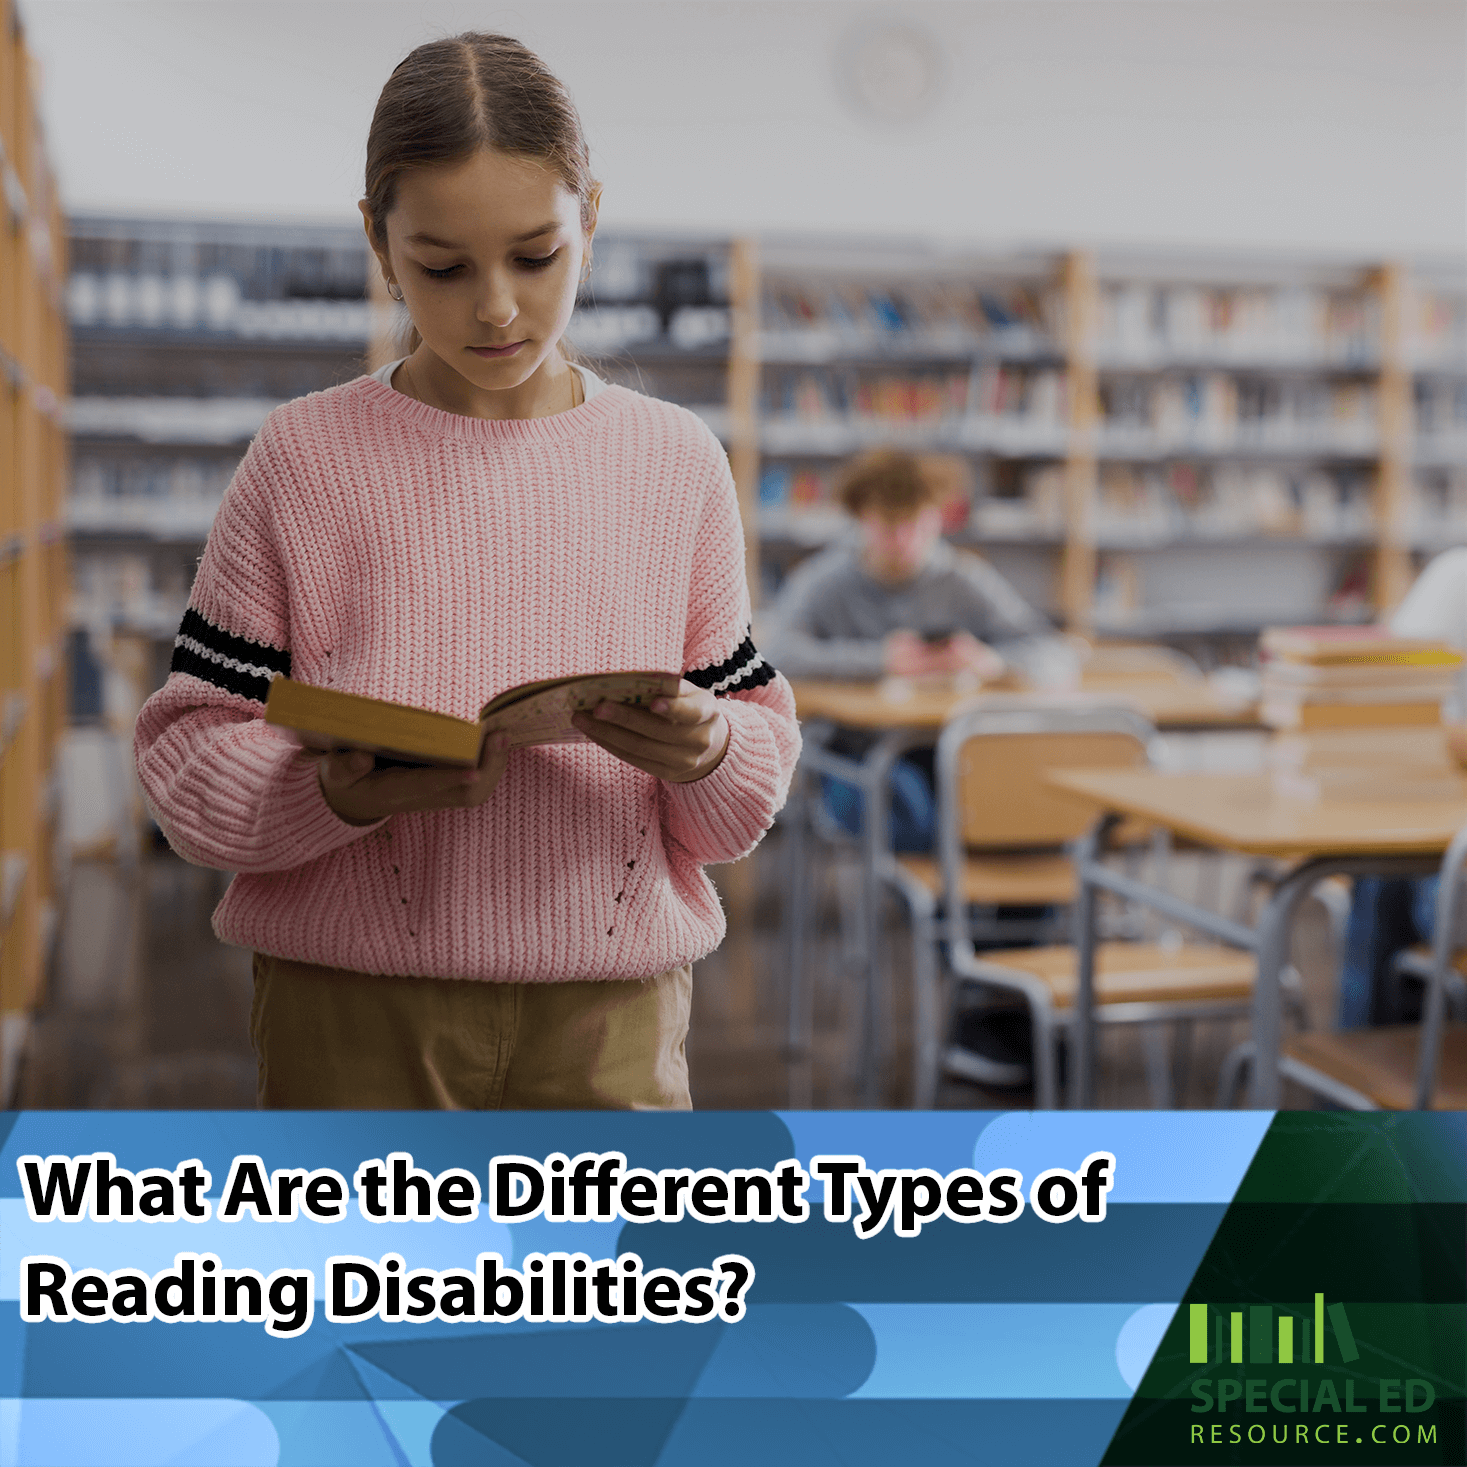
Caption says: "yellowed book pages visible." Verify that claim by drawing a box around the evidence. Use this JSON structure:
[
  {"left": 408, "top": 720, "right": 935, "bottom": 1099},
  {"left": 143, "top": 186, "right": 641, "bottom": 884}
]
[{"left": 481, "top": 673, "right": 683, "bottom": 749}]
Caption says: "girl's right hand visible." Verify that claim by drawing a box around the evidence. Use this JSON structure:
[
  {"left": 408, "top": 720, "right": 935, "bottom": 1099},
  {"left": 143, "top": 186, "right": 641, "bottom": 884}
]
[{"left": 317, "top": 731, "right": 511, "bottom": 826}]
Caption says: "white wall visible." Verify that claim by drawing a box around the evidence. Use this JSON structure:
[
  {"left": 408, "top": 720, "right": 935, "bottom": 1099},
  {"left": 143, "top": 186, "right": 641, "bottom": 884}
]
[{"left": 17, "top": 0, "right": 1467, "bottom": 256}]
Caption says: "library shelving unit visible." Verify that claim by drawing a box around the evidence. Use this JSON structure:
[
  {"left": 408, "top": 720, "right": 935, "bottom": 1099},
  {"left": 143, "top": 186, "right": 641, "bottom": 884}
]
[
  {"left": 727, "top": 237, "right": 1467, "bottom": 658},
  {"left": 1, "top": 0, "right": 69, "bottom": 1097},
  {"left": 65, "top": 215, "right": 374, "bottom": 707}
]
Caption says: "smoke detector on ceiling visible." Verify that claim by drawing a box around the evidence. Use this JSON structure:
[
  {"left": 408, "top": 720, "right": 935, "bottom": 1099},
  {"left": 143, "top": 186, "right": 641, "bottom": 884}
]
[{"left": 837, "top": 22, "right": 944, "bottom": 126}]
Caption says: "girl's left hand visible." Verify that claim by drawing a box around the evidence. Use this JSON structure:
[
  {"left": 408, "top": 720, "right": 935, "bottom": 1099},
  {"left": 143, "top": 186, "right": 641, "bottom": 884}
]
[{"left": 571, "top": 680, "right": 731, "bottom": 783}]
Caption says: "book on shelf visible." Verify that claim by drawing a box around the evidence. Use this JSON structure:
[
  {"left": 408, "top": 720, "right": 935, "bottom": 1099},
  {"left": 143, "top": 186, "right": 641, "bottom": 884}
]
[
  {"left": 264, "top": 671, "right": 683, "bottom": 768},
  {"left": 1414, "top": 291, "right": 1467, "bottom": 370},
  {"left": 1100, "top": 372, "right": 1377, "bottom": 450},
  {"left": 758, "top": 464, "right": 828, "bottom": 509}
]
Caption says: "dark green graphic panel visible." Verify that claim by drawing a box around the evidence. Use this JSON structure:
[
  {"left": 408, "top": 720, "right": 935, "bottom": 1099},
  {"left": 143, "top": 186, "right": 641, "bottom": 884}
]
[{"left": 1103, "top": 1114, "right": 1466, "bottom": 1465}]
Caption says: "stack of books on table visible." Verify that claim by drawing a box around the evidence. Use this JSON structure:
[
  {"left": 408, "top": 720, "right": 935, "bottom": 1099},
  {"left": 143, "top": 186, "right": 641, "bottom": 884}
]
[{"left": 1259, "top": 626, "right": 1463, "bottom": 731}]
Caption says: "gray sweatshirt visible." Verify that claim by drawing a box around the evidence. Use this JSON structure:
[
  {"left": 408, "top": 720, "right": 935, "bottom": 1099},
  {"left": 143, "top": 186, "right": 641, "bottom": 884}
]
[{"left": 763, "top": 534, "right": 1056, "bottom": 680}]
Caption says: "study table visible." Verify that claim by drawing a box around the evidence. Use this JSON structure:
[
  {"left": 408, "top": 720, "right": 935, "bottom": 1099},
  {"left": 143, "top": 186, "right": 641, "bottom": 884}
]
[
  {"left": 783, "top": 676, "right": 1260, "bottom": 1105},
  {"left": 789, "top": 677, "right": 1261, "bottom": 735},
  {"left": 1045, "top": 766, "right": 1467, "bottom": 1108}
]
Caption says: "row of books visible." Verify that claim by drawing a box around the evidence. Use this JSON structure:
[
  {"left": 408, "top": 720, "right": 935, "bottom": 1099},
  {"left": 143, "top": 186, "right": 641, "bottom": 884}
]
[
  {"left": 1098, "top": 375, "right": 1379, "bottom": 453},
  {"left": 765, "top": 369, "right": 1386, "bottom": 456},
  {"left": 758, "top": 277, "right": 1467, "bottom": 371},
  {"left": 70, "top": 551, "right": 191, "bottom": 637},
  {"left": 569, "top": 304, "right": 731, "bottom": 354},
  {"left": 1412, "top": 379, "right": 1467, "bottom": 459},
  {"left": 72, "top": 457, "right": 234, "bottom": 503},
  {"left": 767, "top": 366, "right": 1068, "bottom": 426},
  {"left": 1410, "top": 468, "right": 1467, "bottom": 539},
  {"left": 761, "top": 280, "right": 1059, "bottom": 355},
  {"left": 67, "top": 272, "right": 376, "bottom": 340},
  {"left": 69, "top": 455, "right": 231, "bottom": 540},
  {"left": 1093, "top": 464, "right": 1374, "bottom": 542},
  {"left": 63, "top": 269, "right": 733, "bottom": 356},
  {"left": 969, "top": 462, "right": 1381, "bottom": 543},
  {"left": 1098, "top": 284, "right": 1380, "bottom": 366},
  {"left": 67, "top": 396, "right": 278, "bottom": 446},
  {"left": 1413, "top": 292, "right": 1467, "bottom": 370},
  {"left": 1259, "top": 626, "right": 1463, "bottom": 732}
]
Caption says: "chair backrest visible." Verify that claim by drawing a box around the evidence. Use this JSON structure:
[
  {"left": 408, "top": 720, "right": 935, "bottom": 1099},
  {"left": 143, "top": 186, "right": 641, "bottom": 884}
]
[
  {"left": 952, "top": 729, "right": 1149, "bottom": 847},
  {"left": 934, "top": 705, "right": 1156, "bottom": 935}
]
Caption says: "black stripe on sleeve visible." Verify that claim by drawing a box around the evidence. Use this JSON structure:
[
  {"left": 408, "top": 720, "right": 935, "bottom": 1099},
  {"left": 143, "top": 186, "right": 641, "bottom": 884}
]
[
  {"left": 169, "top": 607, "right": 291, "bottom": 705},
  {"left": 685, "top": 633, "right": 777, "bottom": 696},
  {"left": 177, "top": 607, "right": 291, "bottom": 675}
]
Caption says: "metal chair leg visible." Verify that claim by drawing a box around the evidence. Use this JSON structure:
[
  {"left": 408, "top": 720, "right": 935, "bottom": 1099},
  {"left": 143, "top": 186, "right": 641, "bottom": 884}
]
[
  {"left": 910, "top": 894, "right": 942, "bottom": 1109},
  {"left": 1033, "top": 1003, "right": 1060, "bottom": 1109},
  {"left": 1141, "top": 1023, "right": 1174, "bottom": 1108},
  {"left": 1216, "top": 1040, "right": 1254, "bottom": 1109},
  {"left": 784, "top": 784, "right": 816, "bottom": 1109},
  {"left": 1171, "top": 1018, "right": 1194, "bottom": 1108}
]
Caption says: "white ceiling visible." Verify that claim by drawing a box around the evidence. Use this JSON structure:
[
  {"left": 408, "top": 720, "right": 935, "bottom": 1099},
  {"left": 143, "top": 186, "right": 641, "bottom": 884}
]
[{"left": 16, "top": 0, "right": 1467, "bottom": 257}]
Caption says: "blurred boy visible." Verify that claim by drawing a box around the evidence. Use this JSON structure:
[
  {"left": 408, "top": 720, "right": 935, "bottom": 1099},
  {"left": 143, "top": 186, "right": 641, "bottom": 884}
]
[
  {"left": 766, "top": 448, "right": 1054, "bottom": 693},
  {"left": 765, "top": 448, "right": 1065, "bottom": 1088}
]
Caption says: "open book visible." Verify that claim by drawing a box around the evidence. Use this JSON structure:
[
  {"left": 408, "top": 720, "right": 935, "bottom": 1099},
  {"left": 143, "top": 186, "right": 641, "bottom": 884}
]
[{"left": 264, "top": 671, "right": 683, "bottom": 768}]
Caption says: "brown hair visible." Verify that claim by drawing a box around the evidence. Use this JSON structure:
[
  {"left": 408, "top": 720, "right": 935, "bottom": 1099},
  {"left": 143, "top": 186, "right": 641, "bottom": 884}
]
[
  {"left": 363, "top": 33, "right": 598, "bottom": 355},
  {"left": 837, "top": 448, "right": 949, "bottom": 518}
]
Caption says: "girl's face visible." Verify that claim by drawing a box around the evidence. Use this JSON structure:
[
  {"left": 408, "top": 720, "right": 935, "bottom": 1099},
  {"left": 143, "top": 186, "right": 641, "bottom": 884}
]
[{"left": 365, "top": 147, "right": 593, "bottom": 397}]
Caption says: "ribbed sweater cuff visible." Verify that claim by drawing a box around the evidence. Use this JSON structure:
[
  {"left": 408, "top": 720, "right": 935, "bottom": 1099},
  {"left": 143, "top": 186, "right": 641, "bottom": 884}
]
[
  {"left": 662, "top": 699, "right": 785, "bottom": 863},
  {"left": 155, "top": 728, "right": 387, "bottom": 873},
  {"left": 264, "top": 752, "right": 391, "bottom": 866}
]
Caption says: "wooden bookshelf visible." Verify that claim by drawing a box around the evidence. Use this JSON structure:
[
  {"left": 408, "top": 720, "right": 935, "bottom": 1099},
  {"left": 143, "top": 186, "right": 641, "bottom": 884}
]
[
  {"left": 0, "top": 0, "right": 69, "bottom": 1099},
  {"left": 357, "top": 230, "right": 1467, "bottom": 643},
  {"left": 730, "top": 239, "right": 1465, "bottom": 646}
]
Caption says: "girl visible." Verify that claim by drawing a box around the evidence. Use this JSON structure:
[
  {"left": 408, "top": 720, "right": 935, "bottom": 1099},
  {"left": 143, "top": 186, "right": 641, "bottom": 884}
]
[{"left": 133, "top": 32, "right": 800, "bottom": 1111}]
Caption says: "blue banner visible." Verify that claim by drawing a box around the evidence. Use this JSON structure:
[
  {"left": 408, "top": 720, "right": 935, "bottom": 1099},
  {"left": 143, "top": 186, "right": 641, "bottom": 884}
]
[{"left": 2, "top": 1110, "right": 1457, "bottom": 1467}]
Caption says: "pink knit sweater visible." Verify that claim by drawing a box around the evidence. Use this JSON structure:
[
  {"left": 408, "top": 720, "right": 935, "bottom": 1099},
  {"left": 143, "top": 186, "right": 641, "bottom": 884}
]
[{"left": 133, "top": 374, "right": 800, "bottom": 982}]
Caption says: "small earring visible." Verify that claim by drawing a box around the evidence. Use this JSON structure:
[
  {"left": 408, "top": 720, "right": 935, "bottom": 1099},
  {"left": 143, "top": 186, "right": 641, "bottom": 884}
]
[{"left": 386, "top": 280, "right": 404, "bottom": 302}]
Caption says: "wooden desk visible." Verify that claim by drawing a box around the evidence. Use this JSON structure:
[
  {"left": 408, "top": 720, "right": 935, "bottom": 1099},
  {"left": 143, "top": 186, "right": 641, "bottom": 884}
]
[
  {"left": 1048, "top": 769, "right": 1467, "bottom": 858},
  {"left": 784, "top": 677, "right": 1256, "bottom": 1105},
  {"left": 1044, "top": 766, "right": 1464, "bottom": 1107},
  {"left": 790, "top": 678, "right": 1260, "bottom": 733}
]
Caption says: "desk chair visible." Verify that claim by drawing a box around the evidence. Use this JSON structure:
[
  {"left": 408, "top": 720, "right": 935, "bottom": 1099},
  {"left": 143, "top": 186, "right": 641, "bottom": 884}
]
[
  {"left": 1221, "top": 826, "right": 1467, "bottom": 1109},
  {"left": 887, "top": 705, "right": 1262, "bottom": 1108},
  {"left": 1389, "top": 943, "right": 1467, "bottom": 1020}
]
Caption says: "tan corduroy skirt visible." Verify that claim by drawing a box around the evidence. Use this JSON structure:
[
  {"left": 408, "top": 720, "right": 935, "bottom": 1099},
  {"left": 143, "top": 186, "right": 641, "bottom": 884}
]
[{"left": 250, "top": 952, "right": 692, "bottom": 1111}]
